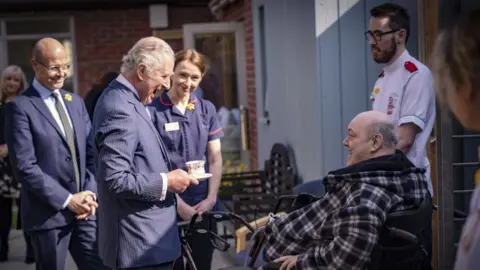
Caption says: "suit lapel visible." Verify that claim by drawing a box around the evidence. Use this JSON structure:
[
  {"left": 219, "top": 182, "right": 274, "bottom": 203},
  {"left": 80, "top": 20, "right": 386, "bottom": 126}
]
[
  {"left": 28, "top": 88, "right": 68, "bottom": 145},
  {"left": 114, "top": 80, "right": 173, "bottom": 170},
  {"left": 134, "top": 103, "right": 162, "bottom": 145},
  {"left": 134, "top": 103, "right": 172, "bottom": 171}
]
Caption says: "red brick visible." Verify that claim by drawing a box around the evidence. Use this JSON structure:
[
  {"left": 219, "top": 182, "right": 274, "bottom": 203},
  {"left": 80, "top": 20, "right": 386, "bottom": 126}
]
[{"left": 74, "top": 6, "right": 214, "bottom": 98}]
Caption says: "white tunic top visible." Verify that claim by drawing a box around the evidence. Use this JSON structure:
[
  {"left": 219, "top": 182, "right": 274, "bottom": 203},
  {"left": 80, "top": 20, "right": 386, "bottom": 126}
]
[{"left": 371, "top": 50, "right": 436, "bottom": 196}]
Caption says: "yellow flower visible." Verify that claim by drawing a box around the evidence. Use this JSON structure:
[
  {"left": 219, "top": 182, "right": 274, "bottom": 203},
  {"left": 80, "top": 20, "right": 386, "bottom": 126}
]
[
  {"left": 186, "top": 103, "right": 195, "bottom": 110},
  {"left": 373, "top": 88, "right": 380, "bottom": 94},
  {"left": 64, "top": 93, "right": 72, "bottom": 101}
]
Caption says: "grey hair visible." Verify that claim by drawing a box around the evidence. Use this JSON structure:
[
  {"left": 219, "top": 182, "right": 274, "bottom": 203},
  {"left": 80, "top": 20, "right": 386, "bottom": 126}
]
[
  {"left": 120, "top": 37, "right": 174, "bottom": 74},
  {"left": 373, "top": 121, "right": 398, "bottom": 148}
]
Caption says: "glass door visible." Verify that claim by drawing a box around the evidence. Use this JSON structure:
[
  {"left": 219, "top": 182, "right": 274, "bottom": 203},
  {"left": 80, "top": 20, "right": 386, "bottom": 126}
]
[{"left": 183, "top": 22, "right": 249, "bottom": 172}]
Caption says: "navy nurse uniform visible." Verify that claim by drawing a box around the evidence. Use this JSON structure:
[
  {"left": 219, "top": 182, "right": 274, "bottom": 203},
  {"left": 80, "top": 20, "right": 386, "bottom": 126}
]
[
  {"left": 148, "top": 91, "right": 224, "bottom": 270},
  {"left": 149, "top": 91, "right": 223, "bottom": 207}
]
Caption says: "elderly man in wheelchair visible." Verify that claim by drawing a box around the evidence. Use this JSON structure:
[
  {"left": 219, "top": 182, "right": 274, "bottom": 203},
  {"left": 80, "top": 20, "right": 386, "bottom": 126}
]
[{"left": 252, "top": 111, "right": 431, "bottom": 270}]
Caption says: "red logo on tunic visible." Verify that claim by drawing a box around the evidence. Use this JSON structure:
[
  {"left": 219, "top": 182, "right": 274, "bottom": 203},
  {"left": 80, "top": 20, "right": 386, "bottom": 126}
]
[
  {"left": 387, "top": 97, "right": 395, "bottom": 115},
  {"left": 404, "top": 61, "right": 418, "bottom": 73}
]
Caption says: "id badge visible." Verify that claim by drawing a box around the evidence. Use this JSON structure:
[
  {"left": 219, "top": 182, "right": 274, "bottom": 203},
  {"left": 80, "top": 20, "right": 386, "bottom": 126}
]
[{"left": 164, "top": 122, "right": 180, "bottom": 132}]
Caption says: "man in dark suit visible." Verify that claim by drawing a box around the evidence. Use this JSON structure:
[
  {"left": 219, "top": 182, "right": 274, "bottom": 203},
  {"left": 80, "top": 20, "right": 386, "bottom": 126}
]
[
  {"left": 92, "top": 36, "right": 199, "bottom": 270},
  {"left": 4, "top": 37, "right": 107, "bottom": 270}
]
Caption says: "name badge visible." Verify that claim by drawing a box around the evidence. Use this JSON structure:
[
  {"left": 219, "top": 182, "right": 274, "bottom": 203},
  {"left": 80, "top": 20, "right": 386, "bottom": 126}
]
[{"left": 164, "top": 122, "right": 180, "bottom": 132}]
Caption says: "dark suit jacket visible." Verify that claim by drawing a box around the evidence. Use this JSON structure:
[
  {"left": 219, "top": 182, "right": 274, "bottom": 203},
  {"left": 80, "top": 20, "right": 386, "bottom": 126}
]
[
  {"left": 4, "top": 86, "right": 96, "bottom": 232},
  {"left": 92, "top": 79, "right": 179, "bottom": 269}
]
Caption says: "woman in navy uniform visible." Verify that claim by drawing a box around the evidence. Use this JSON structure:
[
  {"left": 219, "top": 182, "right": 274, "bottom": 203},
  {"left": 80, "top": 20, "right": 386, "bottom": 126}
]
[{"left": 148, "top": 49, "right": 223, "bottom": 270}]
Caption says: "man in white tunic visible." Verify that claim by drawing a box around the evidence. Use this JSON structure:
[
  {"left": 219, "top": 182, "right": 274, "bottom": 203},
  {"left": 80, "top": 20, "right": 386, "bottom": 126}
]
[
  {"left": 367, "top": 3, "right": 436, "bottom": 269},
  {"left": 368, "top": 3, "right": 435, "bottom": 195}
]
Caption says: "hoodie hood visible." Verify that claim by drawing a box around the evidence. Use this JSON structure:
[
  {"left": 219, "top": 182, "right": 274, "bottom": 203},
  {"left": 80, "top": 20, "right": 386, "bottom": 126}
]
[{"left": 323, "top": 150, "right": 428, "bottom": 200}]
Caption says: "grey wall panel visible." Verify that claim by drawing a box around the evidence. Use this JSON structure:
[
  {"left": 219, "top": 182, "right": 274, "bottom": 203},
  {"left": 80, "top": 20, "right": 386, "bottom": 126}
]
[
  {"left": 252, "top": 0, "right": 422, "bottom": 182},
  {"left": 253, "top": 0, "right": 320, "bottom": 182}
]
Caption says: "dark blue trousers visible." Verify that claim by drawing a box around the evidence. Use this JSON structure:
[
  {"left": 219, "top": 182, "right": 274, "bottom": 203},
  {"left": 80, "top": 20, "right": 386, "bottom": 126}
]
[{"left": 29, "top": 219, "right": 108, "bottom": 270}]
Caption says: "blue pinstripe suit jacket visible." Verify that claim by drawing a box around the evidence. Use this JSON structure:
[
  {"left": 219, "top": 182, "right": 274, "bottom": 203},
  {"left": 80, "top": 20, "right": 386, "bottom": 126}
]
[{"left": 92, "top": 79, "right": 180, "bottom": 269}]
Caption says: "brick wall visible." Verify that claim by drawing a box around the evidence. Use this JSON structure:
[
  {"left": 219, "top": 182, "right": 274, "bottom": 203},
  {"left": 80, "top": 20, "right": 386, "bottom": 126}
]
[
  {"left": 215, "top": 0, "right": 258, "bottom": 170},
  {"left": 74, "top": 6, "right": 213, "bottom": 98},
  {"left": 244, "top": 0, "right": 257, "bottom": 170}
]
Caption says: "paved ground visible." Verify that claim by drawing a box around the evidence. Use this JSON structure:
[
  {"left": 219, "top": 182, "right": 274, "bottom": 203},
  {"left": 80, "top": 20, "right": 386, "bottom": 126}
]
[{"left": 1, "top": 229, "right": 235, "bottom": 270}]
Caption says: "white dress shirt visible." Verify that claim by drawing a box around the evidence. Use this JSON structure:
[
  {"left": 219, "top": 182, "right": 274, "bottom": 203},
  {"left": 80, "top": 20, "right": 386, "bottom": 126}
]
[{"left": 116, "top": 75, "right": 168, "bottom": 200}]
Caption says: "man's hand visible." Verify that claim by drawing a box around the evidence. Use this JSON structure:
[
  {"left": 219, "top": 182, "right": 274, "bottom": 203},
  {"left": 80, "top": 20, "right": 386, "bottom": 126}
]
[
  {"left": 274, "top": 255, "right": 298, "bottom": 270},
  {"left": 193, "top": 196, "right": 216, "bottom": 214},
  {"left": 166, "top": 169, "right": 199, "bottom": 193},
  {"left": 177, "top": 202, "right": 198, "bottom": 221},
  {"left": 75, "top": 195, "right": 98, "bottom": 220},
  {"left": 67, "top": 191, "right": 97, "bottom": 215}
]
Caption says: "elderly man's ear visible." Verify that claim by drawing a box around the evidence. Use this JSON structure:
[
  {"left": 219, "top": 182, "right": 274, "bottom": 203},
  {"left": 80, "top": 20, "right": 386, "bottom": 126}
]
[{"left": 370, "top": 134, "right": 383, "bottom": 153}]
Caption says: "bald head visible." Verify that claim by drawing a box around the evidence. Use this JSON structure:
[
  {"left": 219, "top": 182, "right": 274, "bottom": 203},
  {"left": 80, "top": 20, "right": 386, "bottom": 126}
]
[
  {"left": 344, "top": 111, "right": 397, "bottom": 165},
  {"left": 353, "top": 111, "right": 397, "bottom": 148},
  {"left": 32, "top": 38, "right": 66, "bottom": 63},
  {"left": 31, "top": 37, "right": 69, "bottom": 90}
]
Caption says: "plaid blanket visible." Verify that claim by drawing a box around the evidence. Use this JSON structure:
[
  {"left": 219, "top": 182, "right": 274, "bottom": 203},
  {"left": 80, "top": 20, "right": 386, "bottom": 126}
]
[{"left": 262, "top": 151, "right": 429, "bottom": 270}]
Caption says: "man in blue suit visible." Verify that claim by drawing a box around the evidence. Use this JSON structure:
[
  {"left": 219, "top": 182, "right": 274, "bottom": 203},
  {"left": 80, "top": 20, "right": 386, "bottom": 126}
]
[
  {"left": 92, "top": 36, "right": 199, "bottom": 270},
  {"left": 4, "top": 37, "right": 107, "bottom": 270}
]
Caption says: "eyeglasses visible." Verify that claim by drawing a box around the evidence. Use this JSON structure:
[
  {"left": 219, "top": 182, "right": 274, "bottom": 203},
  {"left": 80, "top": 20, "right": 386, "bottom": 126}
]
[
  {"left": 364, "top": 29, "right": 400, "bottom": 42},
  {"left": 35, "top": 59, "right": 71, "bottom": 73}
]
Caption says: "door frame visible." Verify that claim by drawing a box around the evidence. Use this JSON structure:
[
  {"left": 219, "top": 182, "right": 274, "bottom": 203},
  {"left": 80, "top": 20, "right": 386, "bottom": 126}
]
[
  {"left": 183, "top": 22, "right": 250, "bottom": 164},
  {"left": 183, "top": 22, "right": 247, "bottom": 109}
]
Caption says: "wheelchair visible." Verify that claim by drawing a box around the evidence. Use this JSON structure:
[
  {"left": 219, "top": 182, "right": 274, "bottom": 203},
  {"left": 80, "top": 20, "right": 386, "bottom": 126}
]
[{"left": 179, "top": 193, "right": 435, "bottom": 270}]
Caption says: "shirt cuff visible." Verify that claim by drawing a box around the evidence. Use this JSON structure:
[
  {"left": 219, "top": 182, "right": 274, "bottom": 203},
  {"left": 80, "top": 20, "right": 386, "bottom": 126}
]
[
  {"left": 62, "top": 194, "right": 73, "bottom": 209},
  {"left": 160, "top": 173, "right": 168, "bottom": 201},
  {"left": 398, "top": 115, "right": 425, "bottom": 131}
]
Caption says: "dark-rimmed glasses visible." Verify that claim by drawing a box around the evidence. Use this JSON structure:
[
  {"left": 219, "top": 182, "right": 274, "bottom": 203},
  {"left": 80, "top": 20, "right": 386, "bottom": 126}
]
[
  {"left": 34, "top": 59, "right": 71, "bottom": 73},
  {"left": 365, "top": 29, "right": 400, "bottom": 42}
]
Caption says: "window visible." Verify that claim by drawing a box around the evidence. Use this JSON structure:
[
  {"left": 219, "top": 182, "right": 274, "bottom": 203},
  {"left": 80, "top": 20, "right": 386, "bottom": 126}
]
[{"left": 0, "top": 17, "right": 77, "bottom": 93}]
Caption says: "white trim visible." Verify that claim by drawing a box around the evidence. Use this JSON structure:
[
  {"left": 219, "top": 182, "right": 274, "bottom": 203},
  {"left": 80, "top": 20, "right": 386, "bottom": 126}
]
[
  {"left": 0, "top": 39, "right": 5, "bottom": 73},
  {"left": 70, "top": 16, "right": 78, "bottom": 94},
  {"left": 2, "top": 16, "right": 71, "bottom": 22},
  {"left": 0, "top": 21, "right": 5, "bottom": 71},
  {"left": 2, "top": 33, "right": 72, "bottom": 40},
  {"left": 0, "top": 20, "right": 5, "bottom": 36}
]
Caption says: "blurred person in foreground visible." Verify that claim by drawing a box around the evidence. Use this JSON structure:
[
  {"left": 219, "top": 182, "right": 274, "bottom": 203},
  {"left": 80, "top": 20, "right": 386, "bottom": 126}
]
[
  {"left": 4, "top": 37, "right": 105, "bottom": 270},
  {"left": 0, "top": 65, "right": 34, "bottom": 263},
  {"left": 92, "top": 36, "right": 199, "bottom": 270},
  {"left": 430, "top": 9, "right": 480, "bottom": 270},
  {"left": 262, "top": 111, "right": 430, "bottom": 270}
]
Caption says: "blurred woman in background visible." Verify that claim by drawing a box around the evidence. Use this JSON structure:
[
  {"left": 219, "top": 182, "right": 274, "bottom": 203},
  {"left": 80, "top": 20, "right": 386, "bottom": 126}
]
[
  {"left": 0, "top": 65, "right": 34, "bottom": 264},
  {"left": 430, "top": 9, "right": 480, "bottom": 270}
]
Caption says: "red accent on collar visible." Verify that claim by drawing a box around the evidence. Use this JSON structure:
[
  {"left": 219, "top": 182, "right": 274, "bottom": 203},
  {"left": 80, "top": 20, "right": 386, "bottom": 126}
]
[
  {"left": 404, "top": 61, "right": 418, "bottom": 73},
  {"left": 378, "top": 70, "right": 385, "bottom": 78},
  {"left": 159, "top": 95, "right": 173, "bottom": 106}
]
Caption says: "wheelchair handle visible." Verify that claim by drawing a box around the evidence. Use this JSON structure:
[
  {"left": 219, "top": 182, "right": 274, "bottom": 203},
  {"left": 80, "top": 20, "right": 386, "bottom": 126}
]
[
  {"left": 188, "top": 211, "right": 256, "bottom": 233},
  {"left": 388, "top": 227, "right": 417, "bottom": 243}
]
